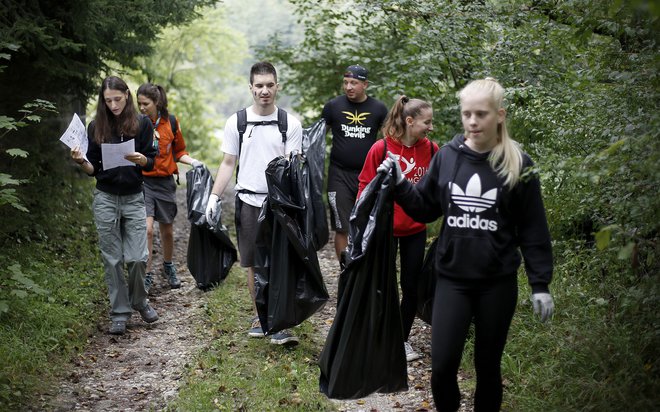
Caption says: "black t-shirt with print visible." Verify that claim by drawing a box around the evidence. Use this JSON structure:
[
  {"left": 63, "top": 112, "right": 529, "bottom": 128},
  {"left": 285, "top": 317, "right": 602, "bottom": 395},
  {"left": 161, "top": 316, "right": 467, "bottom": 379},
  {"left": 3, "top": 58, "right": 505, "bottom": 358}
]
[{"left": 322, "top": 95, "right": 388, "bottom": 171}]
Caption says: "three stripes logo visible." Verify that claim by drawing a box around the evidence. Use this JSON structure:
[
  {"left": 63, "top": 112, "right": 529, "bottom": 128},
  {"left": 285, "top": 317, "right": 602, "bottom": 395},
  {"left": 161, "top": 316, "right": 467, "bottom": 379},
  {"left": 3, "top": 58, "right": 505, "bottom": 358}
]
[{"left": 447, "top": 174, "right": 498, "bottom": 231}]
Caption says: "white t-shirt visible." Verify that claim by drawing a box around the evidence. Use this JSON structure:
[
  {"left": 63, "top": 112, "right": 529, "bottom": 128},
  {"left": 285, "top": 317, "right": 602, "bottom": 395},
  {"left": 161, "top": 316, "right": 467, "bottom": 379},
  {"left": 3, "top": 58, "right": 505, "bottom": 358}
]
[{"left": 222, "top": 105, "right": 303, "bottom": 207}]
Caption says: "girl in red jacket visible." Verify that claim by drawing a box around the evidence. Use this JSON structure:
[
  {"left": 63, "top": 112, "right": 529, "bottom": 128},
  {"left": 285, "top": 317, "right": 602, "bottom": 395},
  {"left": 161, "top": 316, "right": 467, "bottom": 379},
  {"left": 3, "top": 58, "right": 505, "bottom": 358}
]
[
  {"left": 137, "top": 83, "right": 203, "bottom": 291},
  {"left": 357, "top": 95, "right": 438, "bottom": 362}
]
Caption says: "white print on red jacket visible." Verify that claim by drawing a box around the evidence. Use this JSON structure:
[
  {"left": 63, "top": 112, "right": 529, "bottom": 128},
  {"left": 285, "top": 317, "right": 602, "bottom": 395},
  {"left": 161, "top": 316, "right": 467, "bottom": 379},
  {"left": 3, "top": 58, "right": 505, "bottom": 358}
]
[{"left": 391, "top": 153, "right": 430, "bottom": 185}]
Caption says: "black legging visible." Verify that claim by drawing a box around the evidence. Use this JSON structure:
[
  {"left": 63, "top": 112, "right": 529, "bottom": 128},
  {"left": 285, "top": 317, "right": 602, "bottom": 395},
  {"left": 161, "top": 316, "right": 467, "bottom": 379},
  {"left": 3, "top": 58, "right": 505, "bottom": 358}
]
[
  {"left": 431, "top": 274, "right": 518, "bottom": 412},
  {"left": 395, "top": 230, "right": 426, "bottom": 341}
]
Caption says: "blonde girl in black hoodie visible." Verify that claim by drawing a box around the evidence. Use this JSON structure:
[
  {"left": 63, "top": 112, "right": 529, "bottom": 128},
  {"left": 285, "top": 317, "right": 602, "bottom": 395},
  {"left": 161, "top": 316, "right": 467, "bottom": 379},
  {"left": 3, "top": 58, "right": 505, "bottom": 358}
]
[{"left": 379, "top": 78, "right": 555, "bottom": 411}]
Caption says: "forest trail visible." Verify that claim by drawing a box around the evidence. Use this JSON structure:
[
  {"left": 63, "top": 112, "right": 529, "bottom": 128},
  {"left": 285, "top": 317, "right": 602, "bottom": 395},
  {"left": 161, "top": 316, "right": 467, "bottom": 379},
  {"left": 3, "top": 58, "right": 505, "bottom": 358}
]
[{"left": 39, "top": 183, "right": 472, "bottom": 411}]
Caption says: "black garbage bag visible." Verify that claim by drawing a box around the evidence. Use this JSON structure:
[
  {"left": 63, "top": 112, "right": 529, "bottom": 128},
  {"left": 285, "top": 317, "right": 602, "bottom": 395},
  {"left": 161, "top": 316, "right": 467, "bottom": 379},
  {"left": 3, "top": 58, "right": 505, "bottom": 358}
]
[
  {"left": 253, "top": 153, "right": 329, "bottom": 335},
  {"left": 318, "top": 171, "right": 408, "bottom": 399},
  {"left": 185, "top": 166, "right": 237, "bottom": 290},
  {"left": 416, "top": 237, "right": 439, "bottom": 325},
  {"left": 302, "top": 118, "right": 328, "bottom": 251},
  {"left": 186, "top": 164, "right": 213, "bottom": 227}
]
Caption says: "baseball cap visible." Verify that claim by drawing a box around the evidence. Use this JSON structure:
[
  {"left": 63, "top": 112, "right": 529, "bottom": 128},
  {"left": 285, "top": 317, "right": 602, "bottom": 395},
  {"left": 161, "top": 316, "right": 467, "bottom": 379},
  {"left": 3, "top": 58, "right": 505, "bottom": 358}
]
[{"left": 344, "top": 65, "right": 368, "bottom": 81}]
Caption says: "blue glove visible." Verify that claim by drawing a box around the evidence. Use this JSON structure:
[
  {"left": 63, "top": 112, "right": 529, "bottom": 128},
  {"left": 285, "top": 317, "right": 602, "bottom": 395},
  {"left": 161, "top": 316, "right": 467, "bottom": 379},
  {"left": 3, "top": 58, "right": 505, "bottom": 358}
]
[
  {"left": 531, "top": 293, "right": 554, "bottom": 322},
  {"left": 376, "top": 151, "right": 404, "bottom": 185}
]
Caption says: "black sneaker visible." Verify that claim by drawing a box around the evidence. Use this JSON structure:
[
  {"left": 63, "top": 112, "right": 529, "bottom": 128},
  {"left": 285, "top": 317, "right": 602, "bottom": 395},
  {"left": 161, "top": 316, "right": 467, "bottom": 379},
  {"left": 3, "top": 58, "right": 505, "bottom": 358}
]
[
  {"left": 109, "top": 320, "right": 126, "bottom": 335},
  {"left": 270, "top": 329, "right": 299, "bottom": 346},
  {"left": 144, "top": 272, "right": 154, "bottom": 293},
  {"left": 163, "top": 262, "right": 181, "bottom": 289},
  {"left": 139, "top": 304, "right": 158, "bottom": 323}
]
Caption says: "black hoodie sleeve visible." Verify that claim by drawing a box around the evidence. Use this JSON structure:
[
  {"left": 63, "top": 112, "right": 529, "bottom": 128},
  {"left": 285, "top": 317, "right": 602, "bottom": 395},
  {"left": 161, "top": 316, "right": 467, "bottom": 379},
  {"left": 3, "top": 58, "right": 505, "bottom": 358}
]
[
  {"left": 86, "top": 122, "right": 101, "bottom": 176},
  {"left": 137, "top": 116, "right": 156, "bottom": 172},
  {"left": 394, "top": 149, "right": 445, "bottom": 223},
  {"left": 516, "top": 157, "right": 553, "bottom": 294}
]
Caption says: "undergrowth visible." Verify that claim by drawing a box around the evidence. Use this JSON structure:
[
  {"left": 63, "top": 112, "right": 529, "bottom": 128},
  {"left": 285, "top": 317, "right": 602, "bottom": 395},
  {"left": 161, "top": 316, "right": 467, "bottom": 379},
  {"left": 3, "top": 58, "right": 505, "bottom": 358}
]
[{"left": 0, "top": 177, "right": 106, "bottom": 410}]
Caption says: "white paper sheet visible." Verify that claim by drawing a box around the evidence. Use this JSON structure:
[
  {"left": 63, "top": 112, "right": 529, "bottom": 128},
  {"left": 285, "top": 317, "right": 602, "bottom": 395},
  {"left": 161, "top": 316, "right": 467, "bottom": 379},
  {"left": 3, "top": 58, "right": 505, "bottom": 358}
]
[
  {"left": 59, "top": 113, "right": 88, "bottom": 160},
  {"left": 101, "top": 139, "right": 135, "bottom": 170}
]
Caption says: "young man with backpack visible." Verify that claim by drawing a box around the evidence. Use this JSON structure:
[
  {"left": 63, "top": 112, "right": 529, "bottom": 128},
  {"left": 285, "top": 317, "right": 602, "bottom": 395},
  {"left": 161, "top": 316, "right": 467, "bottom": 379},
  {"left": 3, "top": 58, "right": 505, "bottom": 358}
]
[{"left": 205, "top": 61, "right": 303, "bottom": 345}]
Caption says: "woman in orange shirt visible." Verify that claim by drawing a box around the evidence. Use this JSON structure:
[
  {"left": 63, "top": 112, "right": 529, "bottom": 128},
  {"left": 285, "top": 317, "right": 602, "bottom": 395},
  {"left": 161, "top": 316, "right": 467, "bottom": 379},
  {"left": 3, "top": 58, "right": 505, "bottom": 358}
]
[{"left": 137, "top": 83, "right": 203, "bottom": 291}]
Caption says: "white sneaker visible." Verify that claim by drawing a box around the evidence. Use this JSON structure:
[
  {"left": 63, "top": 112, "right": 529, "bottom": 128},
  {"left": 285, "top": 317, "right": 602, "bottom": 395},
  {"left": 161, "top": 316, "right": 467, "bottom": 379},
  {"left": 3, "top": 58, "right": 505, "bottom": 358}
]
[{"left": 404, "top": 341, "right": 420, "bottom": 362}]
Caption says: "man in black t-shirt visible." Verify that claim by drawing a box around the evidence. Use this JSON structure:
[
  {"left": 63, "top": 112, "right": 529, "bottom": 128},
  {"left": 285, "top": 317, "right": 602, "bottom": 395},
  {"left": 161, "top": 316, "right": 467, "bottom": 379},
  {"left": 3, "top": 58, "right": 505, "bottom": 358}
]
[{"left": 322, "top": 64, "right": 388, "bottom": 267}]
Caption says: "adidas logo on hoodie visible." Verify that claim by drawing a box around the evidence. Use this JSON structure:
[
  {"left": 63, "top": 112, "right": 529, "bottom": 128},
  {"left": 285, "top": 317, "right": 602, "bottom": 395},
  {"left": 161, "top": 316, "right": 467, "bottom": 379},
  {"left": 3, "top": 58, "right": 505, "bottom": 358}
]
[{"left": 447, "top": 174, "right": 498, "bottom": 232}]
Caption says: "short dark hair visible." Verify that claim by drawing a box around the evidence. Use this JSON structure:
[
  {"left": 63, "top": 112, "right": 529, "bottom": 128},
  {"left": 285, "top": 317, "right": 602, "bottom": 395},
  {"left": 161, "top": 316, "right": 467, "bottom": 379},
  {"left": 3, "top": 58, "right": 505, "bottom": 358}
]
[{"left": 250, "top": 61, "right": 277, "bottom": 85}]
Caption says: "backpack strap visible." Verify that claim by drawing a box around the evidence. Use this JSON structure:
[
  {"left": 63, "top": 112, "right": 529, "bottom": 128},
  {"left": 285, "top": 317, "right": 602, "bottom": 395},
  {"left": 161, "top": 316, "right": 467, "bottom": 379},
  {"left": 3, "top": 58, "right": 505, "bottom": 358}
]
[
  {"left": 235, "top": 107, "right": 288, "bottom": 184},
  {"left": 276, "top": 107, "right": 288, "bottom": 144},
  {"left": 236, "top": 108, "right": 248, "bottom": 184}
]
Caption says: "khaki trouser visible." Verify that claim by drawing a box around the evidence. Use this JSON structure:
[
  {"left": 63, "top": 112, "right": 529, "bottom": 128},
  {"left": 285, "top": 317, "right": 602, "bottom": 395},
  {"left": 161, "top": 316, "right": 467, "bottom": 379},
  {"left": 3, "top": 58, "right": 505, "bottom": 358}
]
[{"left": 92, "top": 189, "right": 149, "bottom": 321}]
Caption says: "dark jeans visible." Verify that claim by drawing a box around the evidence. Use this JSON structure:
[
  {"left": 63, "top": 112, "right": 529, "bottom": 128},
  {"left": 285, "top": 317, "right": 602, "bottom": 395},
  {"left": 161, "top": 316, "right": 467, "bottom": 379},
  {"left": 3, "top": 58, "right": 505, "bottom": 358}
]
[{"left": 431, "top": 274, "right": 518, "bottom": 412}]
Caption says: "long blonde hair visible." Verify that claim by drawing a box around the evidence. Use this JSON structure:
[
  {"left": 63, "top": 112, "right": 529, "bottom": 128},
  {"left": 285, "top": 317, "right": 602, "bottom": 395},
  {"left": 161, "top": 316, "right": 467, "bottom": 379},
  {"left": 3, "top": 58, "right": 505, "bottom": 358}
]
[{"left": 459, "top": 78, "right": 522, "bottom": 188}]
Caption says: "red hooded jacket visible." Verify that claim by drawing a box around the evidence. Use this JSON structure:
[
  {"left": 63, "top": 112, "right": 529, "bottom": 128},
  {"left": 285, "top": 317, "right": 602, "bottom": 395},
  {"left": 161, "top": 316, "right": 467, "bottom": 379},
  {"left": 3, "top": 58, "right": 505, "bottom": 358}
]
[{"left": 358, "top": 135, "right": 438, "bottom": 237}]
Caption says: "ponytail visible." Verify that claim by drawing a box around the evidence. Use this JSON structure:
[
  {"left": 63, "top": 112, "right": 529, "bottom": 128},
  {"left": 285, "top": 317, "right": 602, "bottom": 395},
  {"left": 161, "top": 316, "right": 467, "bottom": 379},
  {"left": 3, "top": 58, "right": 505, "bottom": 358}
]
[
  {"left": 136, "top": 83, "right": 169, "bottom": 118},
  {"left": 382, "top": 95, "right": 432, "bottom": 142}
]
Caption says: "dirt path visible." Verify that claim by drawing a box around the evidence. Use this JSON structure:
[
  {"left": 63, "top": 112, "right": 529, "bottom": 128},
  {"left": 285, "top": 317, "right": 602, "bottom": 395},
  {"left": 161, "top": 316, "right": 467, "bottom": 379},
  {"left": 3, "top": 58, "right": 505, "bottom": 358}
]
[
  {"left": 40, "top": 183, "right": 472, "bottom": 411},
  {"left": 40, "top": 188, "right": 210, "bottom": 412}
]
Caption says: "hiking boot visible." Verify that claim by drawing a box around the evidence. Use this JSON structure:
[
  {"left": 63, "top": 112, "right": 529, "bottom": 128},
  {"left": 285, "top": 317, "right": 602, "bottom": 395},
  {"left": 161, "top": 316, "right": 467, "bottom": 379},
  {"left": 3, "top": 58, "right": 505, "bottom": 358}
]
[
  {"left": 144, "top": 272, "right": 154, "bottom": 293},
  {"left": 270, "top": 329, "right": 299, "bottom": 346},
  {"left": 248, "top": 317, "right": 264, "bottom": 338},
  {"left": 405, "top": 341, "right": 420, "bottom": 362},
  {"left": 138, "top": 304, "right": 159, "bottom": 323},
  {"left": 163, "top": 262, "right": 181, "bottom": 289},
  {"left": 109, "top": 320, "right": 126, "bottom": 335}
]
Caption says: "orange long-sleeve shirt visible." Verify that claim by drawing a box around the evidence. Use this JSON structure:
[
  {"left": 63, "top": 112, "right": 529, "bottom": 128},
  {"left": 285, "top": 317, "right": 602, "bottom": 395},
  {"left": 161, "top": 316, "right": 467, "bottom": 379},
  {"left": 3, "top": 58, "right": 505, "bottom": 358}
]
[{"left": 142, "top": 115, "right": 189, "bottom": 177}]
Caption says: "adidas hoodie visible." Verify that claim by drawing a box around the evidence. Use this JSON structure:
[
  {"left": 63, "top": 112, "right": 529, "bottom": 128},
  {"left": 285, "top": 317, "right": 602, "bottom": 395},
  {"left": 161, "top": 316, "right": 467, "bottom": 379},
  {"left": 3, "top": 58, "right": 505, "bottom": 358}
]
[{"left": 395, "top": 134, "right": 553, "bottom": 293}]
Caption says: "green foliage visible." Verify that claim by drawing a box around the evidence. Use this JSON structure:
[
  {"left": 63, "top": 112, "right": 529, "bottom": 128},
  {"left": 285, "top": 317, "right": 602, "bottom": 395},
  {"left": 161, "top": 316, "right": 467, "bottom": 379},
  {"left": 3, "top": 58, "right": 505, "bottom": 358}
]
[
  {"left": 0, "top": 178, "right": 105, "bottom": 410},
  {"left": 262, "top": 0, "right": 660, "bottom": 408},
  {"left": 124, "top": 5, "right": 249, "bottom": 166},
  {"left": 0, "top": 0, "right": 219, "bottom": 99},
  {"left": 503, "top": 241, "right": 659, "bottom": 411},
  {"left": 0, "top": 98, "right": 58, "bottom": 213}
]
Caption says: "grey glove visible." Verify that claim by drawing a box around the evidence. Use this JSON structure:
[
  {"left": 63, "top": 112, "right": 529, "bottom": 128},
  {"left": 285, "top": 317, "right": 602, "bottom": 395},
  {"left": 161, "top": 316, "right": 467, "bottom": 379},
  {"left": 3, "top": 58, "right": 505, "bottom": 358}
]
[
  {"left": 205, "top": 193, "right": 221, "bottom": 224},
  {"left": 376, "top": 151, "right": 404, "bottom": 185},
  {"left": 531, "top": 292, "right": 554, "bottom": 322},
  {"left": 191, "top": 160, "right": 203, "bottom": 168}
]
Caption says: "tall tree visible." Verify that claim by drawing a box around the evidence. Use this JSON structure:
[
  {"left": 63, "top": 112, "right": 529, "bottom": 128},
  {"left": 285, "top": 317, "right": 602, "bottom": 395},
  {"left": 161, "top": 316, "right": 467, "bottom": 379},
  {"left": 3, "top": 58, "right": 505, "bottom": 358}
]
[{"left": 0, "top": 0, "right": 218, "bottom": 240}]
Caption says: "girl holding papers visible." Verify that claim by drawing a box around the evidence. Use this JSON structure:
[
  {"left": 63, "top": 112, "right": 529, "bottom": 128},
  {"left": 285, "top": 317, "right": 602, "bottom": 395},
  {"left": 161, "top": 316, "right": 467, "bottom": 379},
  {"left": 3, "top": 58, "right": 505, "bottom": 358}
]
[{"left": 71, "top": 76, "right": 159, "bottom": 336}]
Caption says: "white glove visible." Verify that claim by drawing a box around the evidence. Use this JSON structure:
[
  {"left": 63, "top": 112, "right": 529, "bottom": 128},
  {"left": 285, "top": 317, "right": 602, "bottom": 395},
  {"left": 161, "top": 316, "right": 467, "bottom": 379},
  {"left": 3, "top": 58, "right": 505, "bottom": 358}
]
[
  {"left": 191, "top": 160, "right": 203, "bottom": 168},
  {"left": 376, "top": 151, "right": 404, "bottom": 185},
  {"left": 531, "top": 293, "right": 554, "bottom": 323},
  {"left": 205, "top": 193, "right": 221, "bottom": 224}
]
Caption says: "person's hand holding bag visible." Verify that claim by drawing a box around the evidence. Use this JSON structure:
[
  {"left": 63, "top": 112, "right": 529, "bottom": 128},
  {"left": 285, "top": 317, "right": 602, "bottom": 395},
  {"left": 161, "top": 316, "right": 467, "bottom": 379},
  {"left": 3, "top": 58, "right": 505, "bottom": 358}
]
[
  {"left": 531, "top": 293, "right": 554, "bottom": 322},
  {"left": 376, "top": 151, "right": 404, "bottom": 185},
  {"left": 205, "top": 193, "right": 221, "bottom": 224}
]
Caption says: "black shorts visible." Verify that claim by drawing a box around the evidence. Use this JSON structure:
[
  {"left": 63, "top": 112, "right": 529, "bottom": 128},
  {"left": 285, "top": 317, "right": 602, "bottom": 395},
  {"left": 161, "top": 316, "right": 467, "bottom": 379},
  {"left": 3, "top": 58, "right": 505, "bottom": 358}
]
[
  {"left": 144, "top": 195, "right": 177, "bottom": 224},
  {"left": 234, "top": 197, "right": 262, "bottom": 267},
  {"left": 327, "top": 166, "right": 360, "bottom": 233}
]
